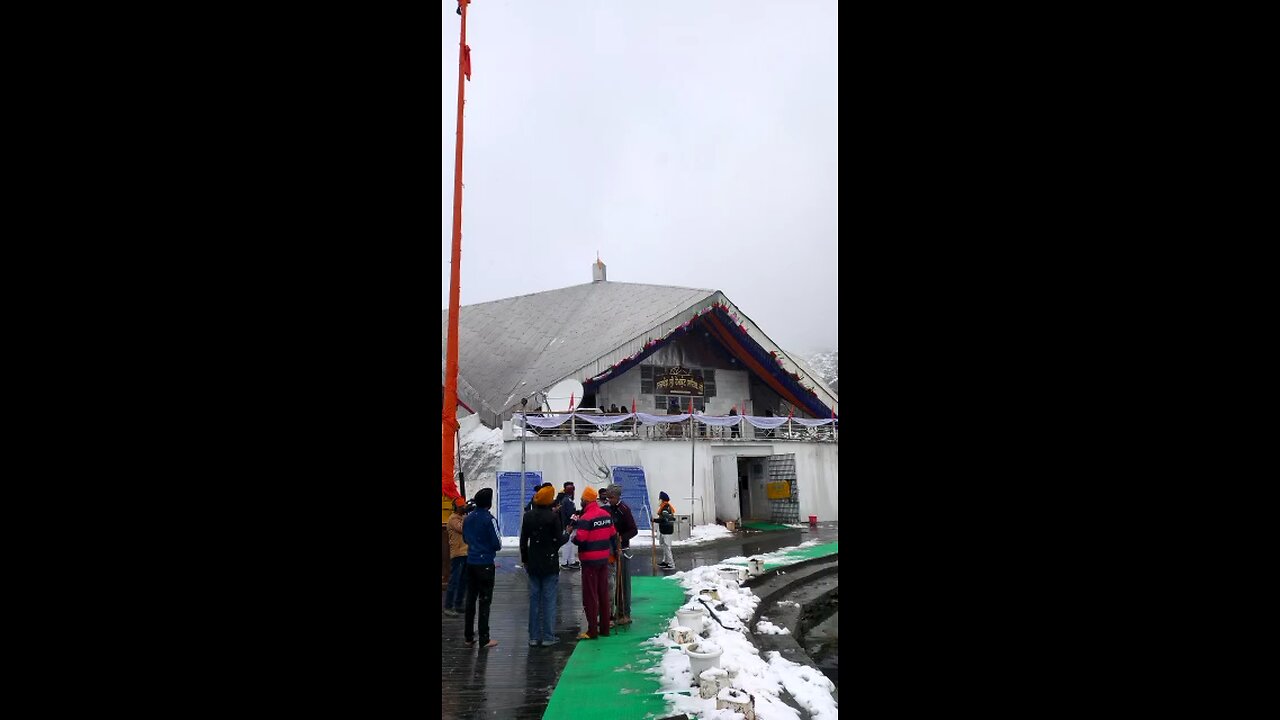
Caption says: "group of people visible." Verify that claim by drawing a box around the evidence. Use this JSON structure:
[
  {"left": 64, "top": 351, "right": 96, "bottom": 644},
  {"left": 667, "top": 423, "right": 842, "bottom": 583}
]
[{"left": 444, "top": 481, "right": 681, "bottom": 649}]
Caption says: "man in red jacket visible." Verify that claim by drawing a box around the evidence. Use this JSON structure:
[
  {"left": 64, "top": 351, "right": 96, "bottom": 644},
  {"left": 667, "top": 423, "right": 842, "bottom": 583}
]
[{"left": 572, "top": 486, "right": 618, "bottom": 639}]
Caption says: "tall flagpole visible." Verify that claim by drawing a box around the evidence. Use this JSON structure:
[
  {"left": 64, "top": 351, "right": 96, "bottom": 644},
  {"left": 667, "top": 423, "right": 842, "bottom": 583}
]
[
  {"left": 442, "top": 0, "right": 471, "bottom": 504},
  {"left": 689, "top": 397, "right": 696, "bottom": 528}
]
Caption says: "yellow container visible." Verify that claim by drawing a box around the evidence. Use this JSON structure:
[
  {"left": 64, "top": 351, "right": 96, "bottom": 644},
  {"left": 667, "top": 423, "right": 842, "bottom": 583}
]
[{"left": 441, "top": 495, "right": 453, "bottom": 524}]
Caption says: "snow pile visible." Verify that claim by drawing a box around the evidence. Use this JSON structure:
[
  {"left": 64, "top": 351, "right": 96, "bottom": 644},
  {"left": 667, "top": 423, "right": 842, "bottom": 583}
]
[
  {"left": 642, "top": 561, "right": 838, "bottom": 719},
  {"left": 755, "top": 619, "right": 791, "bottom": 635},
  {"left": 769, "top": 653, "right": 837, "bottom": 719},
  {"left": 588, "top": 430, "right": 632, "bottom": 437},
  {"left": 720, "top": 539, "right": 828, "bottom": 567},
  {"left": 458, "top": 418, "right": 503, "bottom": 489},
  {"left": 673, "top": 523, "right": 732, "bottom": 547}
]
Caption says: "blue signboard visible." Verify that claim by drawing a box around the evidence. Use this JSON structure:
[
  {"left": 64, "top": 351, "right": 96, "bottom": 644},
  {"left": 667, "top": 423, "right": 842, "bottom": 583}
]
[
  {"left": 496, "top": 470, "right": 543, "bottom": 537},
  {"left": 610, "top": 465, "right": 654, "bottom": 519}
]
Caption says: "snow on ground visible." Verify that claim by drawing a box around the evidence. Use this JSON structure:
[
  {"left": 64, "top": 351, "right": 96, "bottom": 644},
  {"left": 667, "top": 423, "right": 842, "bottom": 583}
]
[
  {"left": 720, "top": 538, "right": 827, "bottom": 567},
  {"left": 673, "top": 523, "right": 732, "bottom": 547},
  {"left": 755, "top": 619, "right": 791, "bottom": 635},
  {"left": 643, "top": 551, "right": 838, "bottom": 719}
]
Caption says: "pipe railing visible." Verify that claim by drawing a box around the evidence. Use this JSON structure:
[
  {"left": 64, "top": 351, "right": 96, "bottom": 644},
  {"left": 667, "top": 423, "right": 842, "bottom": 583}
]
[{"left": 513, "top": 412, "right": 837, "bottom": 441}]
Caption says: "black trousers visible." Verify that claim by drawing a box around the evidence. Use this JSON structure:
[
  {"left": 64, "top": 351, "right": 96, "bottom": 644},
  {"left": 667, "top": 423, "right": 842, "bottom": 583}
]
[{"left": 464, "top": 563, "right": 496, "bottom": 643}]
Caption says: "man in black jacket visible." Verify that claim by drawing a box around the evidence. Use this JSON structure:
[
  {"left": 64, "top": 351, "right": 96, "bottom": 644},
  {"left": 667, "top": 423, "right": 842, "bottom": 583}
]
[
  {"left": 520, "top": 485, "right": 569, "bottom": 646},
  {"left": 525, "top": 482, "right": 554, "bottom": 512},
  {"left": 602, "top": 484, "right": 638, "bottom": 625}
]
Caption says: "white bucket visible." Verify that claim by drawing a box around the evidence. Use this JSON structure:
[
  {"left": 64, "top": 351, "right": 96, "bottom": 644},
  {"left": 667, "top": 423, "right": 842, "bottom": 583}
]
[
  {"left": 685, "top": 642, "right": 724, "bottom": 677},
  {"left": 676, "top": 608, "right": 705, "bottom": 633},
  {"left": 719, "top": 567, "right": 745, "bottom": 584},
  {"left": 698, "top": 667, "right": 729, "bottom": 697},
  {"left": 747, "top": 557, "right": 766, "bottom": 577},
  {"left": 698, "top": 587, "right": 720, "bottom": 602},
  {"left": 669, "top": 626, "right": 695, "bottom": 644}
]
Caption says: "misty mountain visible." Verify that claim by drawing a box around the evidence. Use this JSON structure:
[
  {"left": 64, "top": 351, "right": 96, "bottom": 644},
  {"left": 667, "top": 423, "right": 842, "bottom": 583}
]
[{"left": 805, "top": 350, "right": 839, "bottom": 392}]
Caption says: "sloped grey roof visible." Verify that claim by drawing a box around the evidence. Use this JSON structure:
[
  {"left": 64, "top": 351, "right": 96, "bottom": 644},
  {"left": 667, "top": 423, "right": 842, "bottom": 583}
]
[{"left": 442, "top": 281, "right": 715, "bottom": 425}]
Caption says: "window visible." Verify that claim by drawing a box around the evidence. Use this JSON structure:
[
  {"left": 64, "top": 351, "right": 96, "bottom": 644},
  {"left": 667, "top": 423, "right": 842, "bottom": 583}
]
[
  {"left": 655, "top": 395, "right": 702, "bottom": 412},
  {"left": 640, "top": 365, "right": 654, "bottom": 395}
]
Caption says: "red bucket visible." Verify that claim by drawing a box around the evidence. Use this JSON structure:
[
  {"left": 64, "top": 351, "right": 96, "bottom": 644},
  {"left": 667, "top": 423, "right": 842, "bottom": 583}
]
[{"left": 808, "top": 514, "right": 818, "bottom": 526}]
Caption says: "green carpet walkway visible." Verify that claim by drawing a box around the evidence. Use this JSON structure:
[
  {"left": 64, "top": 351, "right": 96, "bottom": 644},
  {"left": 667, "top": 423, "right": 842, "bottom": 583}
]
[
  {"left": 542, "top": 575, "right": 687, "bottom": 720},
  {"left": 739, "top": 521, "right": 793, "bottom": 531},
  {"left": 542, "top": 542, "right": 839, "bottom": 718}
]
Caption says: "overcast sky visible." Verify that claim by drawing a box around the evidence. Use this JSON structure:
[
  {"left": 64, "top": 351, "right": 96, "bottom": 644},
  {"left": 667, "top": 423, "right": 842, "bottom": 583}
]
[{"left": 442, "top": 0, "right": 838, "bottom": 355}]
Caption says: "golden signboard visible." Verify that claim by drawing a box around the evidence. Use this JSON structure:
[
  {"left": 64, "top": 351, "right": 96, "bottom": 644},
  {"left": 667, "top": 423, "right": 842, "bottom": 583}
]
[
  {"left": 655, "top": 366, "right": 705, "bottom": 395},
  {"left": 766, "top": 481, "right": 792, "bottom": 499}
]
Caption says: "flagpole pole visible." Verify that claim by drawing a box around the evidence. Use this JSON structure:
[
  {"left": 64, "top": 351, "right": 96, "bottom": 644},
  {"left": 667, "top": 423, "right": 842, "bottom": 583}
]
[
  {"left": 442, "top": 0, "right": 470, "bottom": 505},
  {"left": 689, "top": 397, "right": 695, "bottom": 528}
]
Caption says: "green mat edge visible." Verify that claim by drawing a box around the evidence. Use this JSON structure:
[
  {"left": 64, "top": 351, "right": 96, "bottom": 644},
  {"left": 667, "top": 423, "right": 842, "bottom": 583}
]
[{"left": 542, "top": 541, "right": 838, "bottom": 718}]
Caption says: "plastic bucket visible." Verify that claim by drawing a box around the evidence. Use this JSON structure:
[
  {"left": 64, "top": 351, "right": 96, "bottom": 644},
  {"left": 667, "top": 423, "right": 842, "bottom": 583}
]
[
  {"left": 686, "top": 642, "right": 723, "bottom": 677},
  {"left": 676, "top": 608, "right": 705, "bottom": 633},
  {"left": 808, "top": 514, "right": 818, "bottom": 527}
]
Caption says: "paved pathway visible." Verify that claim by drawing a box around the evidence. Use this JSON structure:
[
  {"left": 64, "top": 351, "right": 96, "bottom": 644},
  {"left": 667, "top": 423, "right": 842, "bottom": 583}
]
[{"left": 441, "top": 522, "right": 839, "bottom": 719}]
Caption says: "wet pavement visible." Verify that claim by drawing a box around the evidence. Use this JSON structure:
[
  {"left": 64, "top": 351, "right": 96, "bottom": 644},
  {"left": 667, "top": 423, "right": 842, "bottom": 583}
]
[
  {"left": 441, "top": 523, "right": 839, "bottom": 720},
  {"left": 806, "top": 611, "right": 839, "bottom": 686}
]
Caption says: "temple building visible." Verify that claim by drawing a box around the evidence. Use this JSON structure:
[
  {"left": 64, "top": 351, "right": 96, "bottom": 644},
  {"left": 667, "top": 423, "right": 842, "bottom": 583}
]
[{"left": 442, "top": 259, "right": 838, "bottom": 531}]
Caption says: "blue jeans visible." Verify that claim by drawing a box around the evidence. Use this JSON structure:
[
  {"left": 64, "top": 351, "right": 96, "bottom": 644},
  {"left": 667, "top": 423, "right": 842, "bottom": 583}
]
[
  {"left": 527, "top": 572, "right": 559, "bottom": 642},
  {"left": 445, "top": 556, "right": 468, "bottom": 610}
]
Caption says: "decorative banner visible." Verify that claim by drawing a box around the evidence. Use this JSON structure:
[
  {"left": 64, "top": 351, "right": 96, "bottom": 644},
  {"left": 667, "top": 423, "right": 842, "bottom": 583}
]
[
  {"left": 496, "top": 470, "right": 543, "bottom": 537},
  {"left": 634, "top": 412, "right": 692, "bottom": 425},
  {"left": 791, "top": 417, "right": 836, "bottom": 427},
  {"left": 573, "top": 413, "right": 634, "bottom": 426},
  {"left": 519, "top": 411, "right": 830, "bottom": 429},
  {"left": 655, "top": 365, "right": 705, "bottom": 396}
]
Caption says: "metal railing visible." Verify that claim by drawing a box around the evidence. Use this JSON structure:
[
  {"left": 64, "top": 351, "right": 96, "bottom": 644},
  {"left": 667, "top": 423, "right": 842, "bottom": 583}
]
[{"left": 515, "top": 413, "right": 837, "bottom": 442}]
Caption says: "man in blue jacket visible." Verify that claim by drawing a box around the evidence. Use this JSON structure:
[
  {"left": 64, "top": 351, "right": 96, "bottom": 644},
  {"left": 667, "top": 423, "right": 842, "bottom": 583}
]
[{"left": 462, "top": 487, "right": 502, "bottom": 649}]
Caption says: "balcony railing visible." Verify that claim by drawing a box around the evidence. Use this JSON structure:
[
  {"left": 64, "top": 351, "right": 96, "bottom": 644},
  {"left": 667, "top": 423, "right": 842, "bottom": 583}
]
[{"left": 513, "top": 410, "right": 837, "bottom": 442}]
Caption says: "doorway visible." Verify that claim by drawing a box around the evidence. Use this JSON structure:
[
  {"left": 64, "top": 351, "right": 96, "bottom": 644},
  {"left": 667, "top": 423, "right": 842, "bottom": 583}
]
[{"left": 736, "top": 456, "right": 769, "bottom": 520}]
